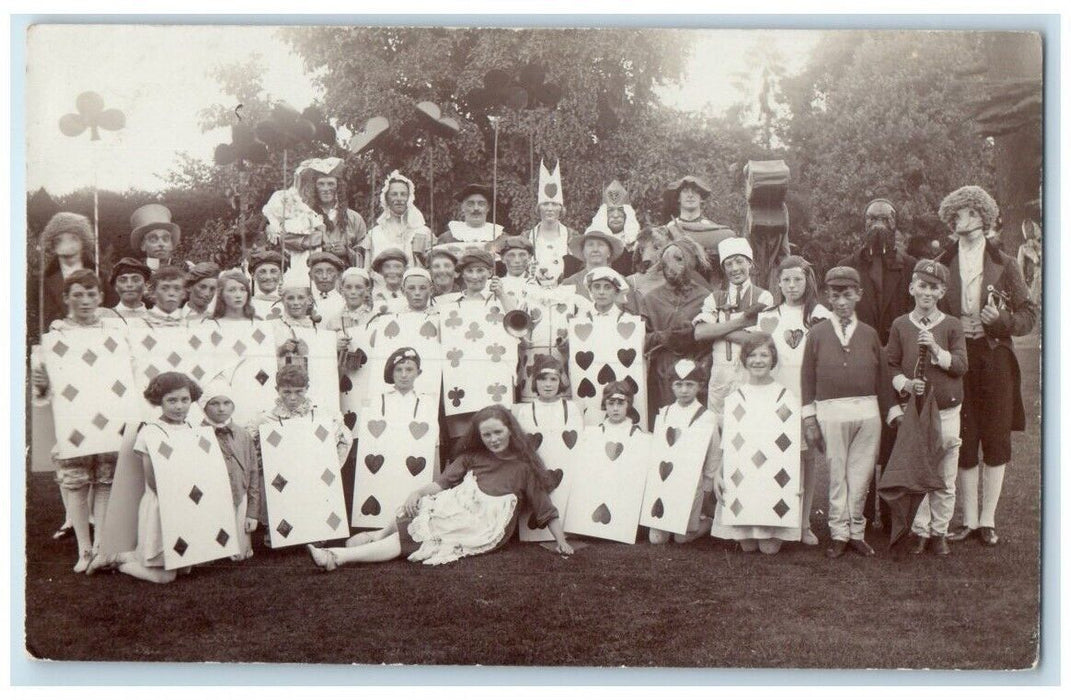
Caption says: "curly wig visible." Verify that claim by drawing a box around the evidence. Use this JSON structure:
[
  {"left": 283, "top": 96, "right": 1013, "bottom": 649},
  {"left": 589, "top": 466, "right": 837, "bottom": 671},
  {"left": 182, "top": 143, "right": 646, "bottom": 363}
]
[
  {"left": 938, "top": 186, "right": 999, "bottom": 232},
  {"left": 41, "top": 212, "right": 94, "bottom": 255}
]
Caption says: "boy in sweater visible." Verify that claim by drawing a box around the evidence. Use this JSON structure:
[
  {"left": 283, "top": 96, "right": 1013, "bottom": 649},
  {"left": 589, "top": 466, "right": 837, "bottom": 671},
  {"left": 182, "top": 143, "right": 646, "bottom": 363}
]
[
  {"left": 885, "top": 260, "right": 968, "bottom": 555},
  {"left": 801, "top": 267, "right": 893, "bottom": 558}
]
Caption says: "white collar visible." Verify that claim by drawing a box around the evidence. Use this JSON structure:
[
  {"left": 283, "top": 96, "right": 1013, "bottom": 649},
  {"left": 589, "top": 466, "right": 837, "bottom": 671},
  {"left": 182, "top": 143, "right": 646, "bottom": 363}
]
[
  {"left": 832, "top": 313, "right": 858, "bottom": 344},
  {"left": 909, "top": 308, "right": 944, "bottom": 328},
  {"left": 727, "top": 279, "right": 753, "bottom": 306},
  {"left": 152, "top": 307, "right": 185, "bottom": 320}
]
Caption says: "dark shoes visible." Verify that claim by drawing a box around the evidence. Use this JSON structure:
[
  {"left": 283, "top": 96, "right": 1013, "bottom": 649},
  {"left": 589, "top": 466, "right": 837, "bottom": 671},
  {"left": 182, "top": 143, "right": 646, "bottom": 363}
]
[
  {"left": 910, "top": 536, "right": 930, "bottom": 555},
  {"left": 978, "top": 527, "right": 1000, "bottom": 546},
  {"left": 825, "top": 540, "right": 847, "bottom": 559},
  {"left": 931, "top": 536, "right": 951, "bottom": 555},
  {"left": 849, "top": 538, "right": 875, "bottom": 557}
]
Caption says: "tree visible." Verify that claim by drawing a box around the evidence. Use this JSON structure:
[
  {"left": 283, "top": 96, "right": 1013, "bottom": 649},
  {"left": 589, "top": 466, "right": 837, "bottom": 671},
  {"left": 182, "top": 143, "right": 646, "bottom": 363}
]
[{"left": 781, "top": 32, "right": 995, "bottom": 273}]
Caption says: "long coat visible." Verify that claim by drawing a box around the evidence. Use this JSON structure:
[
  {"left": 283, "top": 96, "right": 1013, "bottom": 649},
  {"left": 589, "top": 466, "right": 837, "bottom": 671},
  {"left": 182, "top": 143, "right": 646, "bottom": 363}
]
[
  {"left": 935, "top": 239, "right": 1036, "bottom": 432},
  {"left": 838, "top": 244, "right": 917, "bottom": 346}
]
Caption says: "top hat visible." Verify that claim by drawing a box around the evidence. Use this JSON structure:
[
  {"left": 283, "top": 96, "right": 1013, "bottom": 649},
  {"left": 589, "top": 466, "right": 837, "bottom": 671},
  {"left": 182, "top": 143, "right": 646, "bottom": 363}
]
[{"left": 130, "top": 203, "right": 181, "bottom": 252}]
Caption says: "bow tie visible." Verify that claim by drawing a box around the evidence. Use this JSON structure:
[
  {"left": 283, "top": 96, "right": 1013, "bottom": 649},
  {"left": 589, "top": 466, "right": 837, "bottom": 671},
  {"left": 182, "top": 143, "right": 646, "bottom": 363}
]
[{"left": 213, "top": 425, "right": 233, "bottom": 438}]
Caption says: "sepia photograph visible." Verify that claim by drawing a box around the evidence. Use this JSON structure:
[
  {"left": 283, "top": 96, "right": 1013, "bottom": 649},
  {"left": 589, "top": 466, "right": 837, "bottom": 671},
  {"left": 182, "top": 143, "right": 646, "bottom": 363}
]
[{"left": 17, "top": 17, "right": 1048, "bottom": 674}]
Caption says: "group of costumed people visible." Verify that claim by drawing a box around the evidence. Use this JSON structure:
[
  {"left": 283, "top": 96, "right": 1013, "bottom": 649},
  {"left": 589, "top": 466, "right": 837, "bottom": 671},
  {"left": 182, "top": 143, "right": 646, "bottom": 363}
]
[{"left": 30, "top": 153, "right": 1035, "bottom": 581}]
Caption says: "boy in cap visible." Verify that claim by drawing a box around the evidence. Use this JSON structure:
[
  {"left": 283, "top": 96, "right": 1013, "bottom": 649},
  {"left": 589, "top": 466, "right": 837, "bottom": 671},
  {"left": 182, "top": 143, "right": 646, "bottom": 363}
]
[
  {"left": 494, "top": 235, "right": 536, "bottom": 306},
  {"left": 200, "top": 378, "right": 261, "bottom": 560},
  {"left": 934, "top": 186, "right": 1036, "bottom": 547},
  {"left": 439, "top": 247, "right": 518, "bottom": 312},
  {"left": 369, "top": 247, "right": 408, "bottom": 312},
  {"left": 885, "top": 259, "right": 968, "bottom": 555},
  {"left": 387, "top": 267, "right": 436, "bottom": 314},
  {"left": 109, "top": 257, "right": 151, "bottom": 319},
  {"left": 800, "top": 266, "right": 893, "bottom": 558},
  {"left": 562, "top": 230, "right": 641, "bottom": 313},
  {"left": 182, "top": 262, "right": 221, "bottom": 321},
  {"left": 248, "top": 249, "right": 285, "bottom": 321},
  {"left": 693, "top": 237, "right": 774, "bottom": 414},
  {"left": 307, "top": 251, "right": 347, "bottom": 325},
  {"left": 428, "top": 246, "right": 461, "bottom": 297}
]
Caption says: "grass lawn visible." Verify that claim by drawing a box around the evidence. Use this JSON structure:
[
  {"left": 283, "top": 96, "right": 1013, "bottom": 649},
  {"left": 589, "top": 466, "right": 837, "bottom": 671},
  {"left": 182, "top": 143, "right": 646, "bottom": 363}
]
[{"left": 22, "top": 339, "right": 1042, "bottom": 669}]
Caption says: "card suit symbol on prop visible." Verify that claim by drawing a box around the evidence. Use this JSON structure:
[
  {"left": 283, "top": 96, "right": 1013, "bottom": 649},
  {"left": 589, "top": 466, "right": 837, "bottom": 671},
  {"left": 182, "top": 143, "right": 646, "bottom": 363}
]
[
  {"left": 650, "top": 498, "right": 665, "bottom": 518},
  {"left": 576, "top": 378, "right": 597, "bottom": 398},
  {"left": 52, "top": 340, "right": 69, "bottom": 356},
  {"left": 61, "top": 385, "right": 79, "bottom": 402},
  {"left": 772, "top": 499, "right": 791, "bottom": 518},
  {"left": 188, "top": 485, "right": 204, "bottom": 504},
  {"left": 784, "top": 329, "right": 804, "bottom": 350},
  {"left": 730, "top": 499, "right": 743, "bottom": 516},
  {"left": 561, "top": 430, "right": 578, "bottom": 449},
  {"left": 91, "top": 413, "right": 108, "bottom": 430},
  {"left": 419, "top": 321, "right": 438, "bottom": 339},
  {"left": 518, "top": 62, "right": 564, "bottom": 109},
  {"left": 731, "top": 433, "right": 745, "bottom": 451},
  {"left": 216, "top": 529, "right": 231, "bottom": 547},
  {"left": 575, "top": 351, "right": 594, "bottom": 370},
  {"left": 266, "top": 430, "right": 283, "bottom": 448},
  {"left": 69, "top": 430, "right": 85, "bottom": 447},
  {"left": 409, "top": 421, "right": 430, "bottom": 440},
  {"left": 556, "top": 328, "right": 568, "bottom": 341},
  {"left": 214, "top": 123, "right": 269, "bottom": 169},
  {"left": 574, "top": 323, "right": 594, "bottom": 342},
  {"left": 321, "top": 468, "right": 336, "bottom": 486},
  {"left": 732, "top": 404, "right": 747, "bottom": 421},
  {"left": 157, "top": 442, "right": 174, "bottom": 460},
  {"left": 487, "top": 383, "right": 508, "bottom": 402},
  {"left": 365, "top": 454, "right": 385, "bottom": 474},
  {"left": 465, "top": 322, "right": 485, "bottom": 342},
  {"left": 367, "top": 420, "right": 387, "bottom": 438},
  {"left": 103, "top": 335, "right": 118, "bottom": 353},
  {"left": 775, "top": 433, "right": 792, "bottom": 452},
  {"left": 301, "top": 106, "right": 337, "bottom": 145},
  {"left": 189, "top": 335, "right": 203, "bottom": 350},
  {"left": 759, "top": 316, "right": 779, "bottom": 334},
  {"left": 343, "top": 411, "right": 358, "bottom": 430},
  {"left": 485, "top": 309, "right": 505, "bottom": 324},
  {"left": 527, "top": 432, "right": 543, "bottom": 450},
  {"left": 548, "top": 468, "right": 564, "bottom": 488},
  {"left": 276, "top": 519, "right": 293, "bottom": 537},
  {"left": 773, "top": 469, "right": 791, "bottom": 488},
  {"left": 666, "top": 427, "right": 680, "bottom": 447},
  {"left": 597, "top": 364, "right": 617, "bottom": 384},
  {"left": 617, "top": 348, "right": 637, "bottom": 367},
  {"left": 271, "top": 474, "right": 288, "bottom": 492},
  {"left": 384, "top": 320, "right": 401, "bottom": 339},
  {"left": 326, "top": 512, "right": 342, "bottom": 530},
  {"left": 314, "top": 424, "right": 330, "bottom": 442},
  {"left": 348, "top": 116, "right": 390, "bottom": 155},
  {"left": 405, "top": 456, "right": 427, "bottom": 476},
  {"left": 448, "top": 387, "right": 466, "bottom": 407},
  {"left": 415, "top": 101, "right": 461, "bottom": 138},
  {"left": 173, "top": 537, "right": 189, "bottom": 556},
  {"left": 731, "top": 468, "right": 744, "bottom": 486},
  {"left": 752, "top": 450, "right": 768, "bottom": 468},
  {"left": 446, "top": 348, "right": 464, "bottom": 368},
  {"left": 81, "top": 349, "right": 98, "bottom": 366},
  {"left": 486, "top": 343, "right": 507, "bottom": 363},
  {"left": 616, "top": 321, "right": 636, "bottom": 340},
  {"left": 592, "top": 503, "right": 612, "bottom": 524},
  {"left": 528, "top": 307, "right": 543, "bottom": 324},
  {"left": 775, "top": 403, "right": 793, "bottom": 422},
  {"left": 198, "top": 436, "right": 212, "bottom": 453},
  {"left": 111, "top": 380, "right": 127, "bottom": 397},
  {"left": 659, "top": 461, "right": 673, "bottom": 481},
  {"left": 340, "top": 374, "right": 353, "bottom": 393},
  {"left": 59, "top": 91, "right": 125, "bottom": 141},
  {"left": 605, "top": 441, "right": 624, "bottom": 460},
  {"left": 141, "top": 335, "right": 157, "bottom": 351},
  {"left": 445, "top": 310, "right": 463, "bottom": 328}
]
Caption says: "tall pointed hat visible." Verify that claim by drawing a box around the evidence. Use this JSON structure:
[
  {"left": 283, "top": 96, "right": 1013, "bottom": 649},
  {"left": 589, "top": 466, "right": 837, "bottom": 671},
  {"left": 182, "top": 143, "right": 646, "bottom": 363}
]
[{"left": 538, "top": 159, "right": 564, "bottom": 206}]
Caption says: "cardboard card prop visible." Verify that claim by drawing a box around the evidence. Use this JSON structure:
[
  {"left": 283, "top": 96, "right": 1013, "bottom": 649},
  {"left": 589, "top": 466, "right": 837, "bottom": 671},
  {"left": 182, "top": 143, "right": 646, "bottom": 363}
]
[
  {"left": 361, "top": 311, "right": 444, "bottom": 407},
  {"left": 568, "top": 310, "right": 648, "bottom": 427},
  {"left": 273, "top": 324, "right": 340, "bottom": 415},
  {"left": 639, "top": 404, "right": 717, "bottom": 535},
  {"left": 259, "top": 416, "right": 348, "bottom": 548},
  {"left": 142, "top": 425, "right": 241, "bottom": 569},
  {"left": 42, "top": 328, "right": 139, "bottom": 459},
  {"left": 127, "top": 326, "right": 207, "bottom": 423},
  {"left": 97, "top": 420, "right": 145, "bottom": 556},
  {"left": 513, "top": 399, "right": 585, "bottom": 541},
  {"left": 351, "top": 392, "right": 439, "bottom": 528},
  {"left": 564, "top": 423, "right": 650, "bottom": 543},
  {"left": 717, "top": 384, "right": 802, "bottom": 528},
  {"left": 517, "top": 290, "right": 583, "bottom": 402},
  {"left": 439, "top": 299, "right": 519, "bottom": 416},
  {"left": 187, "top": 321, "right": 277, "bottom": 425}
]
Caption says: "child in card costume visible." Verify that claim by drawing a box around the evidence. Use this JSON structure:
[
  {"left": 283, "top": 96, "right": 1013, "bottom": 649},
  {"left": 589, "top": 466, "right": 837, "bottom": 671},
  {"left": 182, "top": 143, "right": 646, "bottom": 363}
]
[
  {"left": 644, "top": 359, "right": 719, "bottom": 544},
  {"left": 567, "top": 267, "right": 647, "bottom": 426},
  {"left": 753, "top": 255, "right": 832, "bottom": 546},
  {"left": 885, "top": 259, "right": 968, "bottom": 556},
  {"left": 262, "top": 157, "right": 367, "bottom": 275},
  {"left": 109, "top": 257, "right": 151, "bottom": 320},
  {"left": 209, "top": 269, "right": 257, "bottom": 322},
  {"left": 511, "top": 356, "right": 584, "bottom": 540},
  {"left": 307, "top": 405, "right": 572, "bottom": 569},
  {"left": 563, "top": 381, "right": 650, "bottom": 544},
  {"left": 87, "top": 373, "right": 202, "bottom": 583},
  {"left": 494, "top": 235, "right": 537, "bottom": 307},
  {"left": 200, "top": 378, "right": 261, "bottom": 561},
  {"left": 182, "top": 262, "right": 221, "bottom": 322},
  {"left": 360, "top": 170, "right": 432, "bottom": 270},
  {"left": 307, "top": 251, "right": 347, "bottom": 327},
  {"left": 31, "top": 270, "right": 123, "bottom": 572},
  {"left": 248, "top": 250, "right": 285, "bottom": 321},
  {"left": 711, "top": 334, "right": 802, "bottom": 554},
  {"left": 801, "top": 267, "right": 894, "bottom": 559}
]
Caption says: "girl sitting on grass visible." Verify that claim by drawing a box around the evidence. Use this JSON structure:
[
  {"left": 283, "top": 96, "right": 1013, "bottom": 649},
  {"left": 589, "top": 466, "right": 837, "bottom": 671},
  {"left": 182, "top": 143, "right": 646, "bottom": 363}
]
[
  {"left": 308, "top": 404, "right": 573, "bottom": 568},
  {"left": 88, "top": 372, "right": 202, "bottom": 583}
]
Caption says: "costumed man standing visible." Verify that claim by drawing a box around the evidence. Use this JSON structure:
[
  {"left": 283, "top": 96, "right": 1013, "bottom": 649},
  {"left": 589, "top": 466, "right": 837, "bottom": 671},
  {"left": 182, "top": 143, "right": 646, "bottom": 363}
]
[
  {"left": 521, "top": 160, "right": 581, "bottom": 281},
  {"left": 360, "top": 170, "right": 432, "bottom": 270},
  {"left": 262, "top": 157, "right": 367, "bottom": 277},
  {"left": 39, "top": 212, "right": 96, "bottom": 331},
  {"left": 934, "top": 186, "right": 1036, "bottom": 547},
  {"left": 435, "top": 184, "right": 506, "bottom": 256},
  {"left": 129, "top": 203, "right": 184, "bottom": 273},
  {"left": 654, "top": 176, "right": 735, "bottom": 285},
  {"left": 638, "top": 237, "right": 713, "bottom": 427},
  {"left": 588, "top": 180, "right": 641, "bottom": 277}
]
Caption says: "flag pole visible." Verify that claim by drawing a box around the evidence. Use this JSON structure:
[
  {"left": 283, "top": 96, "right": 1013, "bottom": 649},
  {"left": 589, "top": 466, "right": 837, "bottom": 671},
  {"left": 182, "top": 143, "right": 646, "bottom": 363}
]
[{"left": 489, "top": 115, "right": 501, "bottom": 230}]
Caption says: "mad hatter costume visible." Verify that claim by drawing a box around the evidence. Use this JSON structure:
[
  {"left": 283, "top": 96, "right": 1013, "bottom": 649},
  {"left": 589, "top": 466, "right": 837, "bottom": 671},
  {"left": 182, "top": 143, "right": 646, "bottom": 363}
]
[
  {"left": 129, "top": 203, "right": 182, "bottom": 272},
  {"left": 935, "top": 186, "right": 1036, "bottom": 547}
]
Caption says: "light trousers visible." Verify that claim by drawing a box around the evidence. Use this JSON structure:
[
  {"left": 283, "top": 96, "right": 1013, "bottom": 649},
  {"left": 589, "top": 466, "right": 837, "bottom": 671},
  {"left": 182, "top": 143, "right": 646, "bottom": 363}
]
[
  {"left": 912, "top": 408, "right": 962, "bottom": 537},
  {"left": 820, "top": 414, "right": 881, "bottom": 541}
]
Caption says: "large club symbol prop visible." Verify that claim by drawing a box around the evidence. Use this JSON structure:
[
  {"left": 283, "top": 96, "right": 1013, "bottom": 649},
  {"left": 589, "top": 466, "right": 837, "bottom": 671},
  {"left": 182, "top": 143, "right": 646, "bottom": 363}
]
[
  {"left": 255, "top": 102, "right": 337, "bottom": 262},
  {"left": 414, "top": 102, "right": 460, "bottom": 231},
  {"left": 213, "top": 123, "right": 269, "bottom": 261},
  {"left": 58, "top": 91, "right": 126, "bottom": 273}
]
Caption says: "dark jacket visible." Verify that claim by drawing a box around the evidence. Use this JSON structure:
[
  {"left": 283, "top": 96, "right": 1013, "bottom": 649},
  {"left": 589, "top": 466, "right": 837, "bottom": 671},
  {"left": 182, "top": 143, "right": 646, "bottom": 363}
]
[{"left": 838, "top": 244, "right": 917, "bottom": 346}]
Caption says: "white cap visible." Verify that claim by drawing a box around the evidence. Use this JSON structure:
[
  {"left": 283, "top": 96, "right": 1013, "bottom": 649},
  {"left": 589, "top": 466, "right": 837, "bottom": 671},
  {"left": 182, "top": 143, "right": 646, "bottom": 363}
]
[
  {"left": 717, "top": 237, "right": 754, "bottom": 264},
  {"left": 583, "top": 266, "right": 629, "bottom": 293}
]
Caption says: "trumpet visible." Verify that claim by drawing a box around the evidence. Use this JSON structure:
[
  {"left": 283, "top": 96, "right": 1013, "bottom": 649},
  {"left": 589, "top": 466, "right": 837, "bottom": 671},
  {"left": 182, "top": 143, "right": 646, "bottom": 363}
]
[{"left": 503, "top": 309, "right": 533, "bottom": 339}]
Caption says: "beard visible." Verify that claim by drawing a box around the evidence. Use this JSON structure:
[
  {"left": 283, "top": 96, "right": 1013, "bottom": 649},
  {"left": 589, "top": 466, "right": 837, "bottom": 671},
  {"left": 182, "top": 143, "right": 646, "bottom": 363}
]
[{"left": 866, "top": 226, "right": 896, "bottom": 254}]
